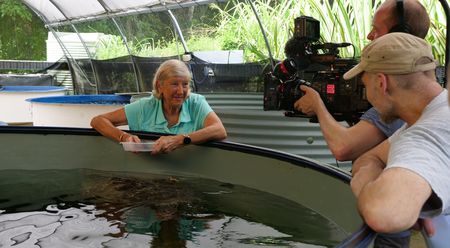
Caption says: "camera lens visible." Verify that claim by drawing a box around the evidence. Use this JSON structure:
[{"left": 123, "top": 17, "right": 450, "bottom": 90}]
[{"left": 273, "top": 59, "right": 297, "bottom": 81}]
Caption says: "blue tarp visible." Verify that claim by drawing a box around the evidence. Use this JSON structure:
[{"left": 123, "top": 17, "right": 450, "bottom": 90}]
[
  {"left": 26, "top": 94, "right": 131, "bottom": 105},
  {"left": 1, "top": 86, "right": 65, "bottom": 92}
]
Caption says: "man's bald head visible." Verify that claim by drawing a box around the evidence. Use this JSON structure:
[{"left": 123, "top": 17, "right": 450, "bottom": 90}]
[{"left": 367, "top": 0, "right": 430, "bottom": 40}]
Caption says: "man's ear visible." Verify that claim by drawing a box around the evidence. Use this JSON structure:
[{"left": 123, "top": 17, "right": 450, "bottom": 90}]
[{"left": 376, "top": 73, "right": 389, "bottom": 95}]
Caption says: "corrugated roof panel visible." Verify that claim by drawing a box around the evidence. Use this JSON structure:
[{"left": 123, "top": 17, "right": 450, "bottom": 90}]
[
  {"left": 102, "top": 0, "right": 160, "bottom": 12},
  {"left": 22, "top": 0, "right": 228, "bottom": 26},
  {"left": 50, "top": 0, "right": 105, "bottom": 20},
  {"left": 23, "top": 0, "right": 65, "bottom": 23}
]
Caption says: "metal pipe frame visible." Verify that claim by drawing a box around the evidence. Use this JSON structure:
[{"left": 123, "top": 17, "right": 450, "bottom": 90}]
[
  {"left": 110, "top": 17, "right": 142, "bottom": 93},
  {"left": 47, "top": 0, "right": 97, "bottom": 90},
  {"left": 167, "top": 9, "right": 189, "bottom": 54},
  {"left": 70, "top": 24, "right": 100, "bottom": 93},
  {"left": 21, "top": 1, "right": 95, "bottom": 93},
  {"left": 246, "top": 0, "right": 275, "bottom": 70}
]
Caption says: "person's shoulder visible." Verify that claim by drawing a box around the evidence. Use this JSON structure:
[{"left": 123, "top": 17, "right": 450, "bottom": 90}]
[
  {"left": 364, "top": 107, "right": 379, "bottom": 116},
  {"left": 188, "top": 92, "right": 205, "bottom": 99},
  {"left": 187, "top": 93, "right": 207, "bottom": 102},
  {"left": 131, "top": 95, "right": 157, "bottom": 104},
  {"left": 127, "top": 95, "right": 157, "bottom": 110},
  {"left": 140, "top": 95, "right": 156, "bottom": 101},
  {"left": 360, "top": 107, "right": 379, "bottom": 121},
  {"left": 422, "top": 90, "right": 450, "bottom": 119}
]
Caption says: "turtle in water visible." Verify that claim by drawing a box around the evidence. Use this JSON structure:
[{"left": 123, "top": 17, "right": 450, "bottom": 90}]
[
  {"left": 81, "top": 172, "right": 207, "bottom": 221},
  {"left": 79, "top": 171, "right": 225, "bottom": 246}
]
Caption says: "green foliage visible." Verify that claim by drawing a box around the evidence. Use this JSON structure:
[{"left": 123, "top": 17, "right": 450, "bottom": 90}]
[
  {"left": 95, "top": 35, "right": 131, "bottom": 60},
  {"left": 0, "top": 0, "right": 30, "bottom": 20},
  {"left": 0, "top": 0, "right": 47, "bottom": 60},
  {"left": 95, "top": 34, "right": 223, "bottom": 59},
  {"left": 94, "top": 5, "right": 224, "bottom": 59},
  {"left": 212, "top": 0, "right": 292, "bottom": 62},
  {"left": 210, "top": 0, "right": 381, "bottom": 61},
  {"left": 0, "top": 0, "right": 447, "bottom": 66},
  {"left": 212, "top": 0, "right": 446, "bottom": 64},
  {"left": 422, "top": 0, "right": 447, "bottom": 64}
]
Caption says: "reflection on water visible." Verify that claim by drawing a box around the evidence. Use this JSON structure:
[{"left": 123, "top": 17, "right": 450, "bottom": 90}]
[{"left": 0, "top": 169, "right": 348, "bottom": 247}]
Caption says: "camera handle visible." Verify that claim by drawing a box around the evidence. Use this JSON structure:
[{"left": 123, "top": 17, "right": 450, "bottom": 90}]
[
  {"left": 284, "top": 111, "right": 308, "bottom": 118},
  {"left": 283, "top": 111, "right": 319, "bottom": 123}
]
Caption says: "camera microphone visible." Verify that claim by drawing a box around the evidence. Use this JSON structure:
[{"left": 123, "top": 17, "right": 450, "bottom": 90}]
[{"left": 311, "top": 42, "right": 351, "bottom": 50}]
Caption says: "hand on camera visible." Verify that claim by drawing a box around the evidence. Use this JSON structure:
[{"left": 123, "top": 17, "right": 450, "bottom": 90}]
[
  {"left": 294, "top": 85, "right": 322, "bottom": 116},
  {"left": 412, "top": 218, "right": 435, "bottom": 237}
]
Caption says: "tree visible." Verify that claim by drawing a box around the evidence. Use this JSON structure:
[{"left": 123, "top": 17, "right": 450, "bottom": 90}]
[{"left": 0, "top": 0, "right": 47, "bottom": 60}]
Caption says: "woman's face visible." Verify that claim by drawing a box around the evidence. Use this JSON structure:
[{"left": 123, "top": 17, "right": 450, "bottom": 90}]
[{"left": 158, "top": 76, "right": 190, "bottom": 109}]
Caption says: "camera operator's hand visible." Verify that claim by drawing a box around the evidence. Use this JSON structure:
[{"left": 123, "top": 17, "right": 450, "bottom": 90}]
[
  {"left": 294, "top": 85, "right": 324, "bottom": 116},
  {"left": 412, "top": 218, "right": 435, "bottom": 237}
]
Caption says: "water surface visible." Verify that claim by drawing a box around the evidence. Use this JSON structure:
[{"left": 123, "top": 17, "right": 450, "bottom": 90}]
[{"left": 0, "top": 169, "right": 348, "bottom": 247}]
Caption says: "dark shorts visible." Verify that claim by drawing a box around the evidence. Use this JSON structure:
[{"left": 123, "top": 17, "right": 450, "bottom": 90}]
[{"left": 374, "top": 230, "right": 411, "bottom": 248}]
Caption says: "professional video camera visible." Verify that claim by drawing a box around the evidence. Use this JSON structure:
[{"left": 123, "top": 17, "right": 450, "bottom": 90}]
[{"left": 263, "top": 16, "right": 370, "bottom": 123}]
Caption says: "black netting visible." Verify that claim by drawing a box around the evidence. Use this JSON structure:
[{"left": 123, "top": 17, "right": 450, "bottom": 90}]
[
  {"left": 0, "top": 74, "right": 54, "bottom": 86},
  {"left": 92, "top": 57, "right": 137, "bottom": 94},
  {"left": 69, "top": 58, "right": 97, "bottom": 95},
  {"left": 134, "top": 55, "right": 181, "bottom": 92},
  {"left": 0, "top": 59, "right": 69, "bottom": 87},
  {"left": 71, "top": 55, "right": 268, "bottom": 94},
  {"left": 189, "top": 55, "right": 267, "bottom": 92},
  {"left": 77, "top": 55, "right": 180, "bottom": 94}
]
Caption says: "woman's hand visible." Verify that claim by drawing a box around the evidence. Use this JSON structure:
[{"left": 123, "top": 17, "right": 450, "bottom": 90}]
[
  {"left": 120, "top": 132, "right": 141, "bottom": 143},
  {"left": 151, "top": 135, "right": 184, "bottom": 155}
]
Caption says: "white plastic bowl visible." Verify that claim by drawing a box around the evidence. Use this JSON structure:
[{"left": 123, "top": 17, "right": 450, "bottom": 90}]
[{"left": 120, "top": 141, "right": 155, "bottom": 152}]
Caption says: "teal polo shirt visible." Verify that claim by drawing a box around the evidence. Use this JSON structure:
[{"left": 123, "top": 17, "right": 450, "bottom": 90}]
[{"left": 124, "top": 93, "right": 213, "bottom": 134}]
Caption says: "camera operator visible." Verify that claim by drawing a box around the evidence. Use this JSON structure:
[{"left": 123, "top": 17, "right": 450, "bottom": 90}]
[
  {"left": 294, "top": 0, "right": 429, "bottom": 162},
  {"left": 346, "top": 32, "right": 450, "bottom": 248},
  {"left": 293, "top": 1, "right": 431, "bottom": 247}
]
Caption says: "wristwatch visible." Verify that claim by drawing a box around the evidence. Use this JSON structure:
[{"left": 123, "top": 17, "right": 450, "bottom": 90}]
[{"left": 183, "top": 134, "right": 191, "bottom": 145}]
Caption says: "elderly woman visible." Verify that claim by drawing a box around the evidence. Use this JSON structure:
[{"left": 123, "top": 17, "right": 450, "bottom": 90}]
[{"left": 90, "top": 59, "right": 227, "bottom": 155}]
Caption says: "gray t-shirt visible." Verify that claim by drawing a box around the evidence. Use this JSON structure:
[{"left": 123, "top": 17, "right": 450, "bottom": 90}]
[
  {"left": 360, "top": 107, "right": 404, "bottom": 137},
  {"left": 387, "top": 90, "right": 450, "bottom": 216}
]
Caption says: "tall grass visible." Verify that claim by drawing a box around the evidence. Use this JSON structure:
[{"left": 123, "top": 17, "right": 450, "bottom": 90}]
[
  {"left": 95, "top": 33, "right": 222, "bottom": 59},
  {"left": 422, "top": 0, "right": 447, "bottom": 64},
  {"left": 212, "top": 0, "right": 381, "bottom": 61},
  {"left": 95, "top": 35, "right": 132, "bottom": 59},
  {"left": 213, "top": 0, "right": 446, "bottom": 64},
  {"left": 213, "top": 0, "right": 296, "bottom": 61},
  {"left": 95, "top": 0, "right": 447, "bottom": 64}
]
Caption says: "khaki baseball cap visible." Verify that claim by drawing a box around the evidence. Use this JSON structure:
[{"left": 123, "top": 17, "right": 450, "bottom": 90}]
[{"left": 343, "top": 32, "right": 436, "bottom": 80}]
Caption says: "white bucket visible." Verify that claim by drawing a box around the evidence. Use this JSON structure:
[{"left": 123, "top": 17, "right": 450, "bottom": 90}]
[
  {"left": 27, "top": 94, "right": 130, "bottom": 128},
  {"left": 0, "top": 86, "right": 66, "bottom": 124}
]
